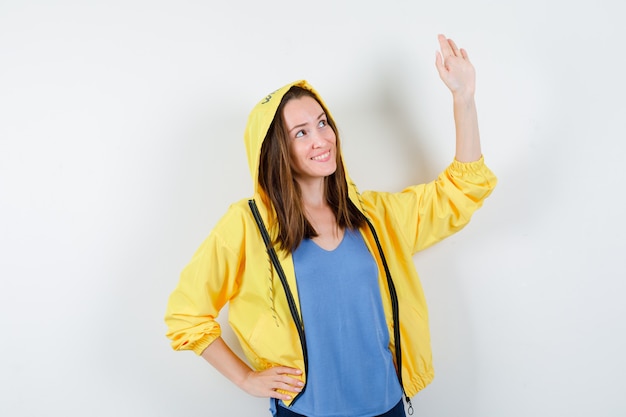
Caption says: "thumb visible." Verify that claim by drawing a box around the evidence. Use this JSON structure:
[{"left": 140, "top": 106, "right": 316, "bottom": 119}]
[{"left": 435, "top": 51, "right": 447, "bottom": 77}]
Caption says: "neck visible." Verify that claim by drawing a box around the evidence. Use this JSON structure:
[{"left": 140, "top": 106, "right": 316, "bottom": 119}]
[{"left": 297, "top": 178, "right": 327, "bottom": 209}]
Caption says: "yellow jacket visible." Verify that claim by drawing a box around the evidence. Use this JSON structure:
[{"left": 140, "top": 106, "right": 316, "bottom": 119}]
[{"left": 164, "top": 80, "right": 497, "bottom": 404}]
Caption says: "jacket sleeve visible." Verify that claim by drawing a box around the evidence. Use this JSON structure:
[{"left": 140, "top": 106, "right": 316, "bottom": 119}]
[
  {"left": 164, "top": 214, "right": 242, "bottom": 355},
  {"left": 363, "top": 157, "right": 497, "bottom": 254}
]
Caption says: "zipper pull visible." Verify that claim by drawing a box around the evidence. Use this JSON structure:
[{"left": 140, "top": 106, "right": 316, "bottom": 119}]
[{"left": 405, "top": 394, "right": 414, "bottom": 415}]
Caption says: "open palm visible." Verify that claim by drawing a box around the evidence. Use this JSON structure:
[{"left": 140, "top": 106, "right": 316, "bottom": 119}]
[{"left": 435, "top": 34, "right": 476, "bottom": 98}]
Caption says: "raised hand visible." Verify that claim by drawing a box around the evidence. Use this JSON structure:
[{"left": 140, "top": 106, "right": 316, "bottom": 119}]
[{"left": 435, "top": 34, "right": 476, "bottom": 99}]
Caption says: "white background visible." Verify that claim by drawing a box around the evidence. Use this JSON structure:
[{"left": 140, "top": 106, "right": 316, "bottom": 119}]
[{"left": 1, "top": 1, "right": 625, "bottom": 416}]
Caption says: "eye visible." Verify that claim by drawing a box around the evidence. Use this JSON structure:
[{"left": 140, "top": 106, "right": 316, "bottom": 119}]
[
  {"left": 318, "top": 120, "right": 327, "bottom": 128},
  {"left": 295, "top": 129, "right": 305, "bottom": 138}
]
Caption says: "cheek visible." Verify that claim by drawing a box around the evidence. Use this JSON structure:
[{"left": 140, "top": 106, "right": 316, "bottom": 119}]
[
  {"left": 328, "top": 130, "right": 337, "bottom": 145},
  {"left": 289, "top": 142, "right": 299, "bottom": 159},
  {"left": 289, "top": 142, "right": 305, "bottom": 168}
]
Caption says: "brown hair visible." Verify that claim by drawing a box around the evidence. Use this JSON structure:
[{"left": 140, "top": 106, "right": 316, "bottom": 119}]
[{"left": 258, "top": 86, "right": 366, "bottom": 252}]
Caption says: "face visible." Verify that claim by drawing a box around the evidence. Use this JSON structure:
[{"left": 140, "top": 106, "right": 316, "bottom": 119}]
[{"left": 282, "top": 95, "right": 337, "bottom": 186}]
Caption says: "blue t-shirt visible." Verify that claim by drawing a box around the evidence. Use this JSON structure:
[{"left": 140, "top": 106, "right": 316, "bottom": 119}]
[{"left": 272, "top": 228, "right": 402, "bottom": 417}]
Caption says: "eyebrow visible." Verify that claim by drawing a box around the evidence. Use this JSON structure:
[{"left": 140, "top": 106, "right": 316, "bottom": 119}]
[{"left": 288, "top": 112, "right": 326, "bottom": 133}]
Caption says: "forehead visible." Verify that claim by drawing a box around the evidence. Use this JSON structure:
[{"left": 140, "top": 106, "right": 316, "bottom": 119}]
[{"left": 282, "top": 96, "right": 324, "bottom": 127}]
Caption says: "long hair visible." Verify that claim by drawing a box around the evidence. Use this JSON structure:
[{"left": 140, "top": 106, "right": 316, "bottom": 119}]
[{"left": 258, "top": 86, "right": 366, "bottom": 252}]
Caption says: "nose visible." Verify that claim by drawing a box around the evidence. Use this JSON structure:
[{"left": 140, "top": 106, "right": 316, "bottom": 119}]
[{"left": 310, "top": 130, "right": 328, "bottom": 148}]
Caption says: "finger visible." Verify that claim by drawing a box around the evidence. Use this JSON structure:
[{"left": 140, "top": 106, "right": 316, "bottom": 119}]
[
  {"left": 276, "top": 374, "right": 304, "bottom": 388},
  {"left": 460, "top": 48, "right": 470, "bottom": 61},
  {"left": 272, "top": 366, "right": 302, "bottom": 376},
  {"left": 448, "top": 38, "right": 461, "bottom": 56},
  {"left": 435, "top": 51, "right": 446, "bottom": 75},
  {"left": 273, "top": 380, "right": 303, "bottom": 393},
  {"left": 269, "top": 389, "right": 294, "bottom": 401},
  {"left": 437, "top": 34, "right": 453, "bottom": 58}
]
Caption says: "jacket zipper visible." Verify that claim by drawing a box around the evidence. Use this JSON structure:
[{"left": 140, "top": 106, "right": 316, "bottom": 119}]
[
  {"left": 364, "top": 218, "right": 414, "bottom": 415},
  {"left": 249, "top": 200, "right": 308, "bottom": 406}
]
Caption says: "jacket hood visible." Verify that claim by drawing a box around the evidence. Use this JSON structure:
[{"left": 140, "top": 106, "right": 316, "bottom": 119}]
[
  {"left": 245, "top": 81, "right": 336, "bottom": 184},
  {"left": 245, "top": 80, "right": 311, "bottom": 192},
  {"left": 243, "top": 79, "right": 363, "bottom": 226}
]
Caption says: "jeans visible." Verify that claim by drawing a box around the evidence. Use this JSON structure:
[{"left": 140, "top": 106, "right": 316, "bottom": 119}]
[{"left": 274, "top": 398, "right": 406, "bottom": 417}]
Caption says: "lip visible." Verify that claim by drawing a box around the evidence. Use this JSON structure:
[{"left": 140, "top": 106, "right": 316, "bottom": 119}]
[{"left": 310, "top": 150, "right": 331, "bottom": 162}]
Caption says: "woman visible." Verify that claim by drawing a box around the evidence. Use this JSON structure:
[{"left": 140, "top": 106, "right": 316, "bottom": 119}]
[{"left": 165, "top": 34, "right": 497, "bottom": 417}]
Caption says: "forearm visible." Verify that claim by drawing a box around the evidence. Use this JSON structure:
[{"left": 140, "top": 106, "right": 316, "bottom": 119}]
[
  {"left": 201, "top": 336, "right": 253, "bottom": 389},
  {"left": 453, "top": 93, "right": 482, "bottom": 162},
  {"left": 200, "top": 336, "right": 304, "bottom": 401}
]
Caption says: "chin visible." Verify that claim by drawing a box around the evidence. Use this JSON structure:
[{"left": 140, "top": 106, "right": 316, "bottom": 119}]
[{"left": 321, "top": 163, "right": 337, "bottom": 175}]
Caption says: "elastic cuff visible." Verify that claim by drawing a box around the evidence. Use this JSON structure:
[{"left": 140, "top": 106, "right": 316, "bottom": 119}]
[
  {"left": 449, "top": 155, "right": 485, "bottom": 175},
  {"left": 191, "top": 333, "right": 220, "bottom": 356}
]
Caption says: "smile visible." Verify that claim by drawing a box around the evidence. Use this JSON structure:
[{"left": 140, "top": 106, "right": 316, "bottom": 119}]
[{"left": 311, "top": 151, "right": 330, "bottom": 161}]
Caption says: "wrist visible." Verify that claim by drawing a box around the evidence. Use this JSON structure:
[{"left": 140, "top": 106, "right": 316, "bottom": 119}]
[
  {"left": 237, "top": 369, "right": 255, "bottom": 392},
  {"left": 452, "top": 91, "right": 475, "bottom": 104}
]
